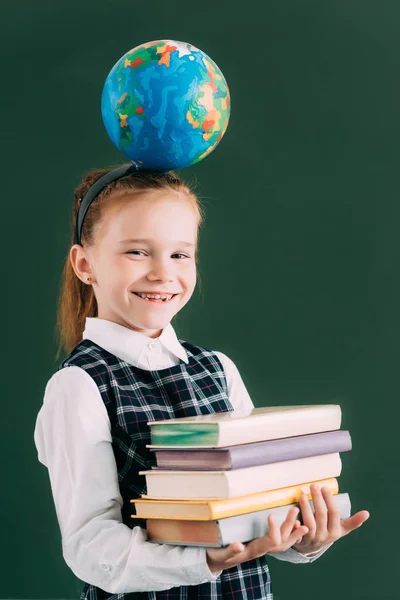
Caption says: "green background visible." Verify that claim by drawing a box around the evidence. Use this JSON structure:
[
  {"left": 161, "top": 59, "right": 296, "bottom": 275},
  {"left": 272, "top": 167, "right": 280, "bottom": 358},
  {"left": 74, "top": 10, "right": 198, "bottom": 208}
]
[{"left": 2, "top": 0, "right": 397, "bottom": 598}]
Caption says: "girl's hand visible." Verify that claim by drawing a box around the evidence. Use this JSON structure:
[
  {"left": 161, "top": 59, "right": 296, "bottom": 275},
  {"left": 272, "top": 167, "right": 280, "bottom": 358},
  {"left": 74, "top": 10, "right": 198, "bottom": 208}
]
[
  {"left": 206, "top": 506, "right": 309, "bottom": 573},
  {"left": 291, "top": 484, "right": 370, "bottom": 555}
]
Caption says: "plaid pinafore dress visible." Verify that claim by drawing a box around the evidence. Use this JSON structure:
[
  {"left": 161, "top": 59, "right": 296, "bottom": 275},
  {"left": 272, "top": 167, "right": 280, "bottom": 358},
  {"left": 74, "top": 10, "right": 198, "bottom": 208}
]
[{"left": 60, "top": 339, "right": 273, "bottom": 600}]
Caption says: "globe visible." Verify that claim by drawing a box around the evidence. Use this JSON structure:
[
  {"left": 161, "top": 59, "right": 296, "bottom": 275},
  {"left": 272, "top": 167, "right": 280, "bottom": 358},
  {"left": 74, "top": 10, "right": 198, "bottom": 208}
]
[{"left": 101, "top": 40, "right": 231, "bottom": 171}]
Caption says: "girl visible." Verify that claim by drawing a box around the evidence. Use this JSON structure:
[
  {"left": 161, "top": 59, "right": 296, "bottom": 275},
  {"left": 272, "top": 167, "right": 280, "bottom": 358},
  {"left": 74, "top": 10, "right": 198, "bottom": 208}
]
[{"left": 34, "top": 164, "right": 369, "bottom": 600}]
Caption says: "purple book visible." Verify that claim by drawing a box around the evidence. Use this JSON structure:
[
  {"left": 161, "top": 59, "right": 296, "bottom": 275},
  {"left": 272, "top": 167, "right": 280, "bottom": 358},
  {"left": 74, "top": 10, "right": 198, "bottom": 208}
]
[{"left": 150, "top": 430, "right": 352, "bottom": 470}]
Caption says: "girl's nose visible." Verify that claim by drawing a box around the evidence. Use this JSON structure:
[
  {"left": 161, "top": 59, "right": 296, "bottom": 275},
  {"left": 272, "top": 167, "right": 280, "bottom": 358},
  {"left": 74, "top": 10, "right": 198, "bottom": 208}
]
[{"left": 146, "top": 262, "right": 173, "bottom": 283}]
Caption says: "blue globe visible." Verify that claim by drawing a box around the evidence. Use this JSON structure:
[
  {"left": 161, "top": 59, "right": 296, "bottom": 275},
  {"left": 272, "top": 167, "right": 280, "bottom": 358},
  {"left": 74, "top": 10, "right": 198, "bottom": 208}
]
[{"left": 101, "top": 40, "right": 231, "bottom": 171}]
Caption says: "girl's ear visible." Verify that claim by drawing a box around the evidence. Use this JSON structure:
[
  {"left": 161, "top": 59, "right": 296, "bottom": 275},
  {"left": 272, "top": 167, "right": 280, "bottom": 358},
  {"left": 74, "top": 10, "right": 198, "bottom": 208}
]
[{"left": 70, "top": 244, "right": 96, "bottom": 284}]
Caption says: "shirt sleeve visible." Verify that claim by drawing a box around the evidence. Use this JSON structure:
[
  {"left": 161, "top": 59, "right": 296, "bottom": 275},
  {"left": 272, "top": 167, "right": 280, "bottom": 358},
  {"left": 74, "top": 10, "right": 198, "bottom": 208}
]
[
  {"left": 33, "top": 367, "right": 220, "bottom": 593},
  {"left": 213, "top": 351, "right": 255, "bottom": 413},
  {"left": 213, "top": 351, "right": 332, "bottom": 564}
]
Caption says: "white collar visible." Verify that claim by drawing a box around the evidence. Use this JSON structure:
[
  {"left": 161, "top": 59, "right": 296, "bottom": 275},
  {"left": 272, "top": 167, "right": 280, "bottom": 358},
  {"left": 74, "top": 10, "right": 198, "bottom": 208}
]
[{"left": 82, "top": 317, "right": 188, "bottom": 366}]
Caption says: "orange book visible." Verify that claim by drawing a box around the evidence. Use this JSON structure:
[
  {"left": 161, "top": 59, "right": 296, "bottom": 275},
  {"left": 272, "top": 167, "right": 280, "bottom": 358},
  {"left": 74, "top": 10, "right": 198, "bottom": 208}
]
[{"left": 131, "top": 477, "right": 339, "bottom": 520}]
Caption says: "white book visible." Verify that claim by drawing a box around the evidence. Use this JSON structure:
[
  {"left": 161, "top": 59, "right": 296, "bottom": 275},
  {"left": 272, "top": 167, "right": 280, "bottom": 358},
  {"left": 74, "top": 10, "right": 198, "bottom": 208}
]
[{"left": 139, "top": 453, "right": 342, "bottom": 499}]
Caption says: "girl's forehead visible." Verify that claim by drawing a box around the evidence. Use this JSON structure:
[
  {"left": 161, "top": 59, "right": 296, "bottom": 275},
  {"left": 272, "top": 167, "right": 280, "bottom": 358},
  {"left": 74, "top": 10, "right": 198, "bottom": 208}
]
[{"left": 98, "top": 190, "right": 198, "bottom": 243}]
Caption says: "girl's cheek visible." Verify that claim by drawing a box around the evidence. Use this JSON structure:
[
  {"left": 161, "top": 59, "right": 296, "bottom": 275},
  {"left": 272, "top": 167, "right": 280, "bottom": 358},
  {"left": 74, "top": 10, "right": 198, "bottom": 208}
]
[{"left": 181, "top": 260, "right": 196, "bottom": 271}]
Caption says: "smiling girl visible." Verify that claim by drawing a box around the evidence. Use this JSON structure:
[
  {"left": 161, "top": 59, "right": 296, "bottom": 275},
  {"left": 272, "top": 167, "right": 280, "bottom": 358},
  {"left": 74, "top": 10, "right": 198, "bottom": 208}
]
[{"left": 34, "top": 164, "right": 368, "bottom": 600}]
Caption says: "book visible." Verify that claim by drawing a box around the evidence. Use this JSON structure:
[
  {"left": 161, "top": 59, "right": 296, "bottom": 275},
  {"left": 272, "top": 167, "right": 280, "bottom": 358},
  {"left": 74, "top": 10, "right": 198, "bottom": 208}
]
[
  {"left": 145, "top": 493, "right": 351, "bottom": 547},
  {"left": 147, "top": 404, "right": 342, "bottom": 448},
  {"left": 150, "top": 430, "right": 352, "bottom": 470},
  {"left": 131, "top": 477, "right": 339, "bottom": 520},
  {"left": 139, "top": 453, "right": 342, "bottom": 499}
]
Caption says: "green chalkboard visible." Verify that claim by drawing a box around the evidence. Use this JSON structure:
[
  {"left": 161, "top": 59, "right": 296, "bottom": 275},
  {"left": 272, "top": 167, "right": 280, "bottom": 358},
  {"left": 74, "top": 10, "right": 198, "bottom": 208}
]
[{"left": 3, "top": 1, "right": 398, "bottom": 598}]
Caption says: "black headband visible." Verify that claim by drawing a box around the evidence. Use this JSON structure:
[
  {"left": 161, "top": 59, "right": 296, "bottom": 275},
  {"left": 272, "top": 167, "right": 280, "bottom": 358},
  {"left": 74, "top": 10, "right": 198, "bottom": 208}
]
[{"left": 75, "top": 163, "right": 139, "bottom": 245}]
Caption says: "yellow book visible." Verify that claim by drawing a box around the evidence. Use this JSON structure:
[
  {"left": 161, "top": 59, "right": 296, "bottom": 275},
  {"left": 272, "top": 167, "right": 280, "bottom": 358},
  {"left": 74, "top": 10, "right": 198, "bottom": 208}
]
[{"left": 130, "top": 477, "right": 338, "bottom": 520}]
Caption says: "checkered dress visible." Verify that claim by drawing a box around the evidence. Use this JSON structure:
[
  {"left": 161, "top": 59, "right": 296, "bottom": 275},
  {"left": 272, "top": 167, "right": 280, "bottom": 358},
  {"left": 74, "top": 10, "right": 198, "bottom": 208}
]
[{"left": 60, "top": 339, "right": 273, "bottom": 600}]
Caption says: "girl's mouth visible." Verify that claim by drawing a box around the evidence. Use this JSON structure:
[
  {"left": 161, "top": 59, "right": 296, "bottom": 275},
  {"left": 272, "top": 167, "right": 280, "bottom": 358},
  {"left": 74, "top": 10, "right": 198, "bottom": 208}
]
[{"left": 132, "top": 292, "right": 177, "bottom": 304}]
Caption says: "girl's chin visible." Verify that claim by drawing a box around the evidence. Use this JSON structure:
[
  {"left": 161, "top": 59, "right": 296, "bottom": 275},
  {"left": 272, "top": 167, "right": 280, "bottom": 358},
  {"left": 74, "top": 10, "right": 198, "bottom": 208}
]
[{"left": 131, "top": 316, "right": 173, "bottom": 331}]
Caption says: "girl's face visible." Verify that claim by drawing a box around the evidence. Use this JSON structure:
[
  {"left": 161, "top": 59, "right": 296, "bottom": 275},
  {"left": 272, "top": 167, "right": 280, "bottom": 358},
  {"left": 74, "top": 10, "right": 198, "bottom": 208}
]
[{"left": 73, "top": 191, "right": 198, "bottom": 338}]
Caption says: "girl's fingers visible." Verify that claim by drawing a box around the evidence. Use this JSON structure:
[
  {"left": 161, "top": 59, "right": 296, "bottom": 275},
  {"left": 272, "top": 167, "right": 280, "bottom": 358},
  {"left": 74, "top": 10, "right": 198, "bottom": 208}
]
[
  {"left": 288, "top": 525, "right": 309, "bottom": 546},
  {"left": 310, "top": 484, "right": 328, "bottom": 537},
  {"left": 299, "top": 492, "right": 316, "bottom": 534},
  {"left": 279, "top": 507, "right": 300, "bottom": 541},
  {"left": 321, "top": 486, "right": 342, "bottom": 537},
  {"left": 207, "top": 541, "right": 245, "bottom": 566},
  {"left": 246, "top": 515, "right": 309, "bottom": 560},
  {"left": 229, "top": 542, "right": 246, "bottom": 555},
  {"left": 338, "top": 510, "right": 370, "bottom": 537},
  {"left": 224, "top": 543, "right": 247, "bottom": 565},
  {"left": 267, "top": 513, "right": 282, "bottom": 546},
  {"left": 244, "top": 513, "right": 280, "bottom": 558},
  {"left": 234, "top": 509, "right": 312, "bottom": 562}
]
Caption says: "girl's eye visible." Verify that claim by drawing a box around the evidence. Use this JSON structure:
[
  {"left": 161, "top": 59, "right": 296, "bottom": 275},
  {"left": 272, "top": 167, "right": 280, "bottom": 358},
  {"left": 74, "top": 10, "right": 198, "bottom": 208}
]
[{"left": 126, "top": 251, "right": 190, "bottom": 259}]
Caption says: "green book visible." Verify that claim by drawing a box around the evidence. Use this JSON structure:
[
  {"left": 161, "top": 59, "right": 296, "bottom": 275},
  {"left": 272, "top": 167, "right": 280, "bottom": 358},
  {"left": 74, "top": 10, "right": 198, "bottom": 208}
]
[{"left": 147, "top": 405, "right": 342, "bottom": 448}]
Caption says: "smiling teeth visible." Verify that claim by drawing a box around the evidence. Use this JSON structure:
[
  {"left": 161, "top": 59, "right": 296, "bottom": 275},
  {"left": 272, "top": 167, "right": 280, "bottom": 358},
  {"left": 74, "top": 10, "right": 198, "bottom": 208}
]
[{"left": 136, "top": 293, "right": 173, "bottom": 301}]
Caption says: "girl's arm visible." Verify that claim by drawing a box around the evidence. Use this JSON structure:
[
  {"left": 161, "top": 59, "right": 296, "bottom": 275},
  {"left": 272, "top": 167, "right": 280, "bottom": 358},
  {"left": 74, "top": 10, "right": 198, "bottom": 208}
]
[
  {"left": 214, "top": 351, "right": 333, "bottom": 563},
  {"left": 34, "top": 367, "right": 221, "bottom": 593}
]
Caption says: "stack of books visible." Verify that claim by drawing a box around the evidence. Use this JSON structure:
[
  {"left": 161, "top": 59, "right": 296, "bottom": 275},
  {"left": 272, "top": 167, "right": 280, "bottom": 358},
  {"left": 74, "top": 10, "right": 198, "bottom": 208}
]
[{"left": 130, "top": 405, "right": 352, "bottom": 547}]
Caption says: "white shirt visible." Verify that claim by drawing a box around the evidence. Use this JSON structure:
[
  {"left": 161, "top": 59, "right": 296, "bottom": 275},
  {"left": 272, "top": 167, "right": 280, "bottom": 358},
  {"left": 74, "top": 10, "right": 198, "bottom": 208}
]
[{"left": 34, "top": 317, "right": 331, "bottom": 594}]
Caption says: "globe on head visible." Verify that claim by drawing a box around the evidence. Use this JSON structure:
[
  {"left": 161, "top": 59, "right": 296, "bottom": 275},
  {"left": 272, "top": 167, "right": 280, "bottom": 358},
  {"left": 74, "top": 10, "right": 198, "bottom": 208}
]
[{"left": 101, "top": 40, "right": 231, "bottom": 172}]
